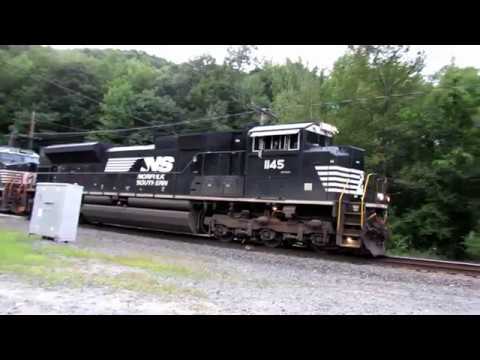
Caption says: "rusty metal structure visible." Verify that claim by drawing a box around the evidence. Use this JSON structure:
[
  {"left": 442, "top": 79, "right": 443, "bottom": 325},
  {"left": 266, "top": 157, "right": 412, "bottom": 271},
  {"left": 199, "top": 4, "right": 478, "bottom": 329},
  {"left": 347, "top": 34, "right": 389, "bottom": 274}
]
[{"left": 0, "top": 146, "right": 39, "bottom": 215}]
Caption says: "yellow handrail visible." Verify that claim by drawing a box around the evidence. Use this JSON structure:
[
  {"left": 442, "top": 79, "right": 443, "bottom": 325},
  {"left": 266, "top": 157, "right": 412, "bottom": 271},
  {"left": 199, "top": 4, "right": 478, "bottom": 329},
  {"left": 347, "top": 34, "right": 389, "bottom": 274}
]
[
  {"left": 360, "top": 173, "right": 375, "bottom": 228},
  {"left": 336, "top": 179, "right": 350, "bottom": 232}
]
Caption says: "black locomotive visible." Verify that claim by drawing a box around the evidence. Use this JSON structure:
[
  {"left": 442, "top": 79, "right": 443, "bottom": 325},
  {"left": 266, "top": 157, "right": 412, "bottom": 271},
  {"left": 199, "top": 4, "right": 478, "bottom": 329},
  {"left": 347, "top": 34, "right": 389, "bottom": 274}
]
[{"left": 38, "top": 122, "right": 390, "bottom": 257}]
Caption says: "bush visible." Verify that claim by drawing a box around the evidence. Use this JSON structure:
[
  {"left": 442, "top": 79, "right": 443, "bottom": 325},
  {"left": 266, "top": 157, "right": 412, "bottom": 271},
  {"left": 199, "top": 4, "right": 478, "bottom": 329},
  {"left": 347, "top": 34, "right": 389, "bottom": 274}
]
[{"left": 464, "top": 232, "right": 480, "bottom": 260}]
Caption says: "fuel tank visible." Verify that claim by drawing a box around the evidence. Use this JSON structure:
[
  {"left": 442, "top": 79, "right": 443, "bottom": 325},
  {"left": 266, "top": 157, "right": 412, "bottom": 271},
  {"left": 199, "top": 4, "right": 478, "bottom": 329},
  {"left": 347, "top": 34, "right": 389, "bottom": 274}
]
[
  {"left": 81, "top": 204, "right": 195, "bottom": 234},
  {"left": 83, "top": 195, "right": 192, "bottom": 211}
]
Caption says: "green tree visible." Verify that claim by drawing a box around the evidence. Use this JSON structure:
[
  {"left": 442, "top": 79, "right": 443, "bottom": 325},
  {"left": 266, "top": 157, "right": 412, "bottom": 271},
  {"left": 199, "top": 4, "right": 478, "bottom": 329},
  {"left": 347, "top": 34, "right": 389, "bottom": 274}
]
[
  {"left": 225, "top": 45, "right": 260, "bottom": 72},
  {"left": 390, "top": 66, "right": 480, "bottom": 257}
]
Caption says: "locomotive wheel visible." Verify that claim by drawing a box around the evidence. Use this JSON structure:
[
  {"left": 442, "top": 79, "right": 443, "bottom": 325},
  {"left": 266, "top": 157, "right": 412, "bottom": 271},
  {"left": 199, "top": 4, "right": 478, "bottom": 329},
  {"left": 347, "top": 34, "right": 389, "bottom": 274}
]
[
  {"left": 264, "top": 236, "right": 283, "bottom": 248},
  {"left": 214, "top": 225, "right": 234, "bottom": 243},
  {"left": 310, "top": 243, "right": 324, "bottom": 253},
  {"left": 259, "top": 229, "right": 282, "bottom": 248},
  {"left": 309, "top": 233, "right": 327, "bottom": 253}
]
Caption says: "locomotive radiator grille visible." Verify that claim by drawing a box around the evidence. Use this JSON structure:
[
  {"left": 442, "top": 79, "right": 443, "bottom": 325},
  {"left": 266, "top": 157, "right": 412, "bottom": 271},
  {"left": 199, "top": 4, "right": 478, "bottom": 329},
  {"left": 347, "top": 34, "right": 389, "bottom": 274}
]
[{"left": 0, "top": 169, "right": 35, "bottom": 186}]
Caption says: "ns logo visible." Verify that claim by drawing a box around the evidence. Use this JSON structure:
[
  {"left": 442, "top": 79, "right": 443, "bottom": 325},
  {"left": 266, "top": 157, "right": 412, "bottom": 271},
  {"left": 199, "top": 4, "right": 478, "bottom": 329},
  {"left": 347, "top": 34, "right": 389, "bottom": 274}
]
[{"left": 140, "top": 156, "right": 175, "bottom": 173}]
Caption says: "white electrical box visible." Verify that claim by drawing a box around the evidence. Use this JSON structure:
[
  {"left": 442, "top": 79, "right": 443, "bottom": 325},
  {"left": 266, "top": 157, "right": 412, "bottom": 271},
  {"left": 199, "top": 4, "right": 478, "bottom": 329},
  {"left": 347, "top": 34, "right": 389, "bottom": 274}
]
[{"left": 29, "top": 183, "right": 84, "bottom": 242}]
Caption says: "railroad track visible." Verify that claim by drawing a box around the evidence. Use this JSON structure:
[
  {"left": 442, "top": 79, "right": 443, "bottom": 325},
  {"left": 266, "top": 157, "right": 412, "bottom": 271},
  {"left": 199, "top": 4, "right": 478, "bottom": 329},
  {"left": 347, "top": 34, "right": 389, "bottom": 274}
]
[
  {"left": 3, "top": 212, "right": 480, "bottom": 277},
  {"left": 379, "top": 256, "right": 480, "bottom": 277}
]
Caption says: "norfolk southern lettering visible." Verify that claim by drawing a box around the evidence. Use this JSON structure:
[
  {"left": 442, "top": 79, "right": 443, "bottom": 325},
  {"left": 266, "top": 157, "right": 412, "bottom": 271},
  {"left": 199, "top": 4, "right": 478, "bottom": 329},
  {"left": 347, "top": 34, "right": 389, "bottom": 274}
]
[{"left": 38, "top": 122, "right": 390, "bottom": 257}]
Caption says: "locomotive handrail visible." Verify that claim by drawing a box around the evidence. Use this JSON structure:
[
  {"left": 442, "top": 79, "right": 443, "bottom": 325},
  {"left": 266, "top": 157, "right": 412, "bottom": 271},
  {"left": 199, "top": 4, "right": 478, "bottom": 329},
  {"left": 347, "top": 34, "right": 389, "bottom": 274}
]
[
  {"left": 360, "top": 173, "right": 375, "bottom": 228},
  {"left": 336, "top": 179, "right": 350, "bottom": 232}
]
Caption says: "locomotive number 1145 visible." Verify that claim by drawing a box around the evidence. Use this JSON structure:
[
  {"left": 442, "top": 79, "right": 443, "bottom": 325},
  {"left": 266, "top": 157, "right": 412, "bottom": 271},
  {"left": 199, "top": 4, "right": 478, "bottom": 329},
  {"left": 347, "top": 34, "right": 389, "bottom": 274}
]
[{"left": 264, "top": 159, "right": 285, "bottom": 170}]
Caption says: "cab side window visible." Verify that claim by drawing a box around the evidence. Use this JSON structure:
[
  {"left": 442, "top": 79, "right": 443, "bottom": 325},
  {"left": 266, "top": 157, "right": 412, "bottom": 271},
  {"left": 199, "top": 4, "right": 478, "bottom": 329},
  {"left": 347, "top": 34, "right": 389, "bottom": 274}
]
[
  {"left": 306, "top": 132, "right": 330, "bottom": 147},
  {"left": 252, "top": 133, "right": 300, "bottom": 152},
  {"left": 288, "top": 134, "right": 299, "bottom": 150}
]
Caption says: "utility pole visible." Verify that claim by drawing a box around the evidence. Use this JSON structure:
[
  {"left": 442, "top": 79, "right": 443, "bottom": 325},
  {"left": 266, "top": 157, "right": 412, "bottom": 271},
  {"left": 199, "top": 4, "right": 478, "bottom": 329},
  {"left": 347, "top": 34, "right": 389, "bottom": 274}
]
[
  {"left": 253, "top": 106, "right": 278, "bottom": 126},
  {"left": 28, "top": 110, "right": 36, "bottom": 150},
  {"left": 260, "top": 110, "right": 267, "bottom": 125},
  {"left": 248, "top": 103, "right": 280, "bottom": 127},
  {"left": 8, "top": 124, "right": 17, "bottom": 147}
]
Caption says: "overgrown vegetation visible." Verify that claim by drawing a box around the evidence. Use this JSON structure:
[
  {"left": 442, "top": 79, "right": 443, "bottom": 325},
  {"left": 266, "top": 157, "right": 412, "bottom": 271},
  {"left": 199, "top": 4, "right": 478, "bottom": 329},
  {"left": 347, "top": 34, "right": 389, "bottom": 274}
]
[
  {"left": 0, "top": 229, "right": 204, "bottom": 295},
  {"left": 0, "top": 45, "right": 479, "bottom": 259},
  {"left": 464, "top": 232, "right": 480, "bottom": 260}
]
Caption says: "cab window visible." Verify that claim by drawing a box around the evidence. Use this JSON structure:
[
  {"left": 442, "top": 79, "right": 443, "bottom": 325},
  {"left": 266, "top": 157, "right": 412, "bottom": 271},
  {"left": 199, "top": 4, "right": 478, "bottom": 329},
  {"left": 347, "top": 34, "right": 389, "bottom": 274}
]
[
  {"left": 252, "top": 133, "right": 300, "bottom": 152},
  {"left": 306, "top": 132, "right": 331, "bottom": 147}
]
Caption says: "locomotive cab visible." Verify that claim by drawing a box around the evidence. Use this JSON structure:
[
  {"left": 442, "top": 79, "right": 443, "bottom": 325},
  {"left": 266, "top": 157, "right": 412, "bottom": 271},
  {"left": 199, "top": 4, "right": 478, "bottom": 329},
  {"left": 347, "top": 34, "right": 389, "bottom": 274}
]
[
  {"left": 244, "top": 122, "right": 389, "bottom": 256},
  {"left": 245, "top": 122, "right": 346, "bottom": 202}
]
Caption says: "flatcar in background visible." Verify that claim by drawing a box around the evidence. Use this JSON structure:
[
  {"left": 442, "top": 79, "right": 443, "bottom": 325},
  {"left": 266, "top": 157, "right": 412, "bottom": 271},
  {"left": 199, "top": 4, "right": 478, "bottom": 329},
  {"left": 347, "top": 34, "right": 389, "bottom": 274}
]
[
  {"left": 0, "top": 146, "right": 39, "bottom": 215},
  {"left": 38, "top": 121, "right": 390, "bottom": 257}
]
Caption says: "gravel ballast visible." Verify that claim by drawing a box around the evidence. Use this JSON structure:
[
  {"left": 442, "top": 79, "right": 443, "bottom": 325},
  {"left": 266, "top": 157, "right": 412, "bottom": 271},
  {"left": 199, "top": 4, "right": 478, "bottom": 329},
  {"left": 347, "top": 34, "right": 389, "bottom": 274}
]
[{"left": 1, "top": 214, "right": 479, "bottom": 315}]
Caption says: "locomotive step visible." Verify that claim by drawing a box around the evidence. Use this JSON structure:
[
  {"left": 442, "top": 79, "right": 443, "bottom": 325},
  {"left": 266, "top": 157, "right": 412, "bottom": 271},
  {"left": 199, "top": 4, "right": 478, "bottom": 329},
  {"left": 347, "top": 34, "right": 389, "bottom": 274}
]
[
  {"left": 342, "top": 231, "right": 362, "bottom": 237},
  {"left": 344, "top": 221, "right": 362, "bottom": 226},
  {"left": 344, "top": 211, "right": 362, "bottom": 216}
]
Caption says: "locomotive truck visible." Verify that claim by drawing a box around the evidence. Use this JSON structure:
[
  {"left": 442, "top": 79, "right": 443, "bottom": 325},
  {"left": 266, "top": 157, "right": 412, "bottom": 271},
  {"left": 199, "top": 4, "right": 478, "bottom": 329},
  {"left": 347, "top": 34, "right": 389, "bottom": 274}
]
[{"left": 38, "top": 121, "right": 390, "bottom": 256}]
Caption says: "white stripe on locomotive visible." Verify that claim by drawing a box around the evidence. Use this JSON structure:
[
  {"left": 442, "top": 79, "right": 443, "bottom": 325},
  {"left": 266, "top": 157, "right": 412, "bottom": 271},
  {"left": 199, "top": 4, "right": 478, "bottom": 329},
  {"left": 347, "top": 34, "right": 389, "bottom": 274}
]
[{"left": 104, "top": 157, "right": 141, "bottom": 172}]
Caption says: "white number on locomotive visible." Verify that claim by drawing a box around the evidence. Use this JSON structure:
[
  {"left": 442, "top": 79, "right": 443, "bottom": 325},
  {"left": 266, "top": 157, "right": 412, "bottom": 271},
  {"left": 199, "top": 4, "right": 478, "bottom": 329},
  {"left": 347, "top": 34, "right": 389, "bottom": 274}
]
[{"left": 264, "top": 159, "right": 285, "bottom": 170}]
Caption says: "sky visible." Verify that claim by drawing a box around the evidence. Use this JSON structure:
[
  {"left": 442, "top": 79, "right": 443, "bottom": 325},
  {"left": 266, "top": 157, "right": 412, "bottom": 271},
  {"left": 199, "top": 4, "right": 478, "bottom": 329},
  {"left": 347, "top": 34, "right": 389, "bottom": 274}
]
[{"left": 46, "top": 45, "right": 480, "bottom": 76}]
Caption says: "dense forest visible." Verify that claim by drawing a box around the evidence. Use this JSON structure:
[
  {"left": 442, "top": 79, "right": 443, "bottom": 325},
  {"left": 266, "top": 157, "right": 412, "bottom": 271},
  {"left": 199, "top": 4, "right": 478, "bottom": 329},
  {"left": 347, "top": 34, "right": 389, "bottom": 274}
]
[{"left": 0, "top": 45, "right": 479, "bottom": 259}]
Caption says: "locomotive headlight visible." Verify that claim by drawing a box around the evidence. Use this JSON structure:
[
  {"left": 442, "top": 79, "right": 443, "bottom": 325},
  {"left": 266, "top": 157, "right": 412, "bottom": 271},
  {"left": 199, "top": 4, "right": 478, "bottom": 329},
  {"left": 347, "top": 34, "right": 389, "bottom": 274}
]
[
  {"left": 386, "top": 195, "right": 391, "bottom": 203},
  {"left": 376, "top": 193, "right": 385, "bottom": 201}
]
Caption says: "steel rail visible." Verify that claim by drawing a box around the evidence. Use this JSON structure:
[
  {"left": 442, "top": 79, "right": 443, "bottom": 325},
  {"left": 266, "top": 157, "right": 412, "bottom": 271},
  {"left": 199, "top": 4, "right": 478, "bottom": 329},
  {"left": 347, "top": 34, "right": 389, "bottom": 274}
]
[
  {"left": 2, "top": 212, "right": 479, "bottom": 277},
  {"left": 379, "top": 255, "right": 480, "bottom": 277}
]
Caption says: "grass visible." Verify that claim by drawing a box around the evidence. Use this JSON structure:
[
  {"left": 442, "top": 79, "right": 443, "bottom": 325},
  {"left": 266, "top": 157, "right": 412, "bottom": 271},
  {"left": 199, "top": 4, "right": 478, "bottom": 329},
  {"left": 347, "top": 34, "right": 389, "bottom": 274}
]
[
  {"left": 38, "top": 243, "right": 198, "bottom": 278},
  {"left": 0, "top": 229, "right": 206, "bottom": 296},
  {"left": 386, "top": 247, "right": 448, "bottom": 260}
]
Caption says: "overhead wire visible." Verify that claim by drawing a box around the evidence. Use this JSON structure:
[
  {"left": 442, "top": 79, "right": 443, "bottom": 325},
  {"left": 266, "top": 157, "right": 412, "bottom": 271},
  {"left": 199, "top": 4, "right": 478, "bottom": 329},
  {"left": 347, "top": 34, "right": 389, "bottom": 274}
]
[
  {"left": 0, "top": 57, "right": 258, "bottom": 139},
  {"left": 1, "top": 55, "right": 479, "bottom": 140},
  {"left": 290, "top": 84, "right": 480, "bottom": 110},
  {"left": 24, "top": 110, "right": 257, "bottom": 137},
  {"left": 0, "top": 57, "right": 155, "bottom": 127}
]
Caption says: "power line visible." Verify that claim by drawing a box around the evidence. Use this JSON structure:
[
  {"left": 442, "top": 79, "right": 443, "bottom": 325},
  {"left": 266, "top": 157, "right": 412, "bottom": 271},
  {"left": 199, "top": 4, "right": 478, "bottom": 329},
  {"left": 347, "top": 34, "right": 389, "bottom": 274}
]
[
  {"left": 49, "top": 123, "right": 85, "bottom": 132},
  {"left": 9, "top": 111, "right": 89, "bottom": 133},
  {"left": 2, "top": 55, "right": 479, "bottom": 135},
  {"left": 4, "top": 55, "right": 479, "bottom": 113},
  {"left": 0, "top": 55, "right": 256, "bottom": 138},
  {"left": 291, "top": 84, "right": 480, "bottom": 110},
  {"left": 0, "top": 56, "right": 433, "bottom": 129},
  {"left": 37, "top": 76, "right": 156, "bottom": 126},
  {"left": 15, "top": 114, "right": 85, "bottom": 132},
  {"left": 29, "top": 110, "right": 257, "bottom": 137},
  {"left": 0, "top": 57, "right": 155, "bottom": 127}
]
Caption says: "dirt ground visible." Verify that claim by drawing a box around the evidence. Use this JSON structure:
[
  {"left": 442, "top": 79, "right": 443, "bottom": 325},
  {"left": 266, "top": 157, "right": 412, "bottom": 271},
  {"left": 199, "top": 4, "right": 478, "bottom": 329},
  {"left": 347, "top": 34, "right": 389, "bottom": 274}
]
[{"left": 1, "top": 214, "right": 480, "bottom": 315}]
